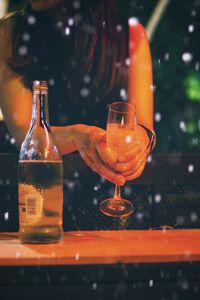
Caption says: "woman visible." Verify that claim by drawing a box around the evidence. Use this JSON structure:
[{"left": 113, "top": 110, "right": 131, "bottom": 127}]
[{"left": 0, "top": 0, "right": 155, "bottom": 187}]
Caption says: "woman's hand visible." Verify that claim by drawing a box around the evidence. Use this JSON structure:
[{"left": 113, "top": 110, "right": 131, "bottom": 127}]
[
  {"left": 109, "top": 125, "right": 150, "bottom": 181},
  {"left": 73, "top": 124, "right": 126, "bottom": 186}
]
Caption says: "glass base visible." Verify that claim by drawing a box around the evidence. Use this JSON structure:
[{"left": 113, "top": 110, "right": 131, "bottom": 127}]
[{"left": 99, "top": 198, "right": 134, "bottom": 218}]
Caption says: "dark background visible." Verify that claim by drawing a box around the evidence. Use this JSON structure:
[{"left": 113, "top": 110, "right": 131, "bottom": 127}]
[{"left": 1, "top": 0, "right": 199, "bottom": 153}]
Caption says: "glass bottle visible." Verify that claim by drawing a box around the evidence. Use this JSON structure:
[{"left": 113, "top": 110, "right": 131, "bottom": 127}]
[{"left": 18, "top": 80, "right": 63, "bottom": 243}]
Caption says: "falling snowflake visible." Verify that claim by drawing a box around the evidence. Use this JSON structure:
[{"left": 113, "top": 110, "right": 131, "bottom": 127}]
[
  {"left": 65, "top": 27, "right": 70, "bottom": 36},
  {"left": 155, "top": 112, "right": 161, "bottom": 122},
  {"left": 154, "top": 194, "right": 162, "bottom": 203},
  {"left": 128, "top": 17, "right": 139, "bottom": 26},
  {"left": 188, "top": 164, "right": 194, "bottom": 172},
  {"left": 80, "top": 88, "right": 90, "bottom": 97},
  {"left": 182, "top": 52, "right": 193, "bottom": 63},
  {"left": 27, "top": 15, "right": 36, "bottom": 25},
  {"left": 18, "top": 46, "right": 27, "bottom": 56},
  {"left": 188, "top": 24, "right": 194, "bottom": 32}
]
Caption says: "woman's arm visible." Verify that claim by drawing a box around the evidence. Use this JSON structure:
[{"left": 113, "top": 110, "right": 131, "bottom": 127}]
[
  {"left": 128, "top": 21, "right": 154, "bottom": 132},
  {"left": 0, "top": 76, "right": 125, "bottom": 186},
  {"left": 110, "top": 22, "right": 155, "bottom": 181}
]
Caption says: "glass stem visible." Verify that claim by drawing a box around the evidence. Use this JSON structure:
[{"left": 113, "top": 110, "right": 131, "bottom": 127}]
[{"left": 114, "top": 185, "right": 122, "bottom": 202}]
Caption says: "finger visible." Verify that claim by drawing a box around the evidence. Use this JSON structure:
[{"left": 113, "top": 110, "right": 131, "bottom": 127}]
[
  {"left": 122, "top": 153, "right": 147, "bottom": 174},
  {"left": 125, "top": 162, "right": 146, "bottom": 181},
  {"left": 96, "top": 139, "right": 117, "bottom": 164},
  {"left": 90, "top": 150, "right": 125, "bottom": 186},
  {"left": 111, "top": 152, "right": 147, "bottom": 173},
  {"left": 118, "top": 145, "right": 147, "bottom": 162},
  {"left": 79, "top": 152, "right": 96, "bottom": 171}
]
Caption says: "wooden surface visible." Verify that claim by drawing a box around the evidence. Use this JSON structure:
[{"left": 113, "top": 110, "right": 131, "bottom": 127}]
[{"left": 0, "top": 230, "right": 200, "bottom": 266}]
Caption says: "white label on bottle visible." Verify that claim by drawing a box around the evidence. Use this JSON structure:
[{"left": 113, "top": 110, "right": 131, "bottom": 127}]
[{"left": 19, "top": 184, "right": 43, "bottom": 225}]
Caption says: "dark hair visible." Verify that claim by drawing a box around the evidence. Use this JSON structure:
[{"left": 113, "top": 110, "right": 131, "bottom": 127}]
[{"left": 7, "top": 0, "right": 127, "bottom": 94}]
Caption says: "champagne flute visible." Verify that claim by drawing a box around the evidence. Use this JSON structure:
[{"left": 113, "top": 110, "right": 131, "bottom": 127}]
[{"left": 99, "top": 101, "right": 136, "bottom": 217}]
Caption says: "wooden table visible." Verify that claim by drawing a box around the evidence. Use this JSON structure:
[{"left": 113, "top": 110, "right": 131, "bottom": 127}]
[
  {"left": 0, "top": 230, "right": 200, "bottom": 300},
  {"left": 0, "top": 230, "right": 200, "bottom": 266}
]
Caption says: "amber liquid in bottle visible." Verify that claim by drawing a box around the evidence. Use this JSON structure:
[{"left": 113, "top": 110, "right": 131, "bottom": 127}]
[{"left": 18, "top": 81, "right": 63, "bottom": 243}]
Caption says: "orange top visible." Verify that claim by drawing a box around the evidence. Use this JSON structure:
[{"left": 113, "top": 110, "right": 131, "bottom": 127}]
[{"left": 0, "top": 230, "right": 200, "bottom": 266}]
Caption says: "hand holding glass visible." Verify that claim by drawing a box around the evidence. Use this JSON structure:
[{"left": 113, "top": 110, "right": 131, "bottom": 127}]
[{"left": 99, "top": 101, "right": 136, "bottom": 217}]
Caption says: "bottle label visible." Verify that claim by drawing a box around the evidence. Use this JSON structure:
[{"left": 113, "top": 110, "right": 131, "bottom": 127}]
[{"left": 19, "top": 184, "right": 43, "bottom": 225}]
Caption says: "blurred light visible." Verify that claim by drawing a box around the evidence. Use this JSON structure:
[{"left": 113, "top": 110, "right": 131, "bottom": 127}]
[
  {"left": 188, "top": 24, "right": 194, "bottom": 32},
  {"left": 185, "top": 73, "right": 200, "bottom": 102},
  {"left": 179, "top": 121, "right": 187, "bottom": 132},
  {"left": 188, "top": 164, "right": 194, "bottom": 172},
  {"left": 128, "top": 17, "right": 139, "bottom": 26},
  {"left": 65, "top": 27, "right": 70, "bottom": 35},
  {"left": 155, "top": 112, "right": 161, "bottom": 122},
  {"left": 182, "top": 52, "right": 193, "bottom": 63}
]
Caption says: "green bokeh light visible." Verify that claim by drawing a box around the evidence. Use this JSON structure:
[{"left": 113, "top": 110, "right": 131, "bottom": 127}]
[{"left": 185, "top": 73, "right": 200, "bottom": 102}]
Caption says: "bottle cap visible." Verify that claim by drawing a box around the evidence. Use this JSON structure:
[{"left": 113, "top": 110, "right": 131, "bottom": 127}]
[{"left": 33, "top": 80, "right": 48, "bottom": 91}]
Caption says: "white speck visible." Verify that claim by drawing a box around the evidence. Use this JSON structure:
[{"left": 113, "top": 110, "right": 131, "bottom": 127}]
[
  {"left": 94, "top": 186, "right": 98, "bottom": 191},
  {"left": 182, "top": 280, "right": 189, "bottom": 290},
  {"left": 158, "top": 59, "right": 161, "bottom": 64},
  {"left": 74, "top": 172, "right": 79, "bottom": 178},
  {"left": 164, "top": 53, "right": 170, "bottom": 61},
  {"left": 147, "top": 155, "right": 152, "bottom": 163},
  {"left": 150, "top": 85, "right": 156, "bottom": 92},
  {"left": 120, "top": 89, "right": 127, "bottom": 100},
  {"left": 18, "top": 46, "right": 27, "bottom": 56},
  {"left": 57, "top": 21, "right": 63, "bottom": 28},
  {"left": 6, "top": 180, "right": 10, "bottom": 185},
  {"left": 125, "top": 58, "right": 130, "bottom": 66},
  {"left": 27, "top": 15, "right": 36, "bottom": 25},
  {"left": 176, "top": 215, "right": 185, "bottom": 225},
  {"left": 124, "top": 185, "right": 131, "bottom": 196},
  {"left": 155, "top": 194, "right": 162, "bottom": 203},
  {"left": 116, "top": 24, "right": 122, "bottom": 32},
  {"left": 191, "top": 10, "right": 196, "bottom": 17},
  {"left": 73, "top": 1, "right": 81, "bottom": 9},
  {"left": 4, "top": 212, "right": 9, "bottom": 221},
  {"left": 149, "top": 279, "right": 154, "bottom": 287},
  {"left": 182, "top": 52, "right": 193, "bottom": 63},
  {"left": 75, "top": 253, "right": 80, "bottom": 260},
  {"left": 67, "top": 181, "right": 75, "bottom": 189},
  {"left": 100, "top": 176, "right": 106, "bottom": 183},
  {"left": 83, "top": 75, "right": 91, "bottom": 84},
  {"left": 148, "top": 195, "right": 153, "bottom": 204},
  {"left": 65, "top": 27, "right": 70, "bottom": 35},
  {"left": 80, "top": 88, "right": 89, "bottom": 97},
  {"left": 92, "top": 283, "right": 97, "bottom": 290},
  {"left": 190, "top": 212, "right": 197, "bottom": 222},
  {"left": 125, "top": 135, "right": 133, "bottom": 144},
  {"left": 191, "top": 138, "right": 198, "bottom": 146},
  {"left": 188, "top": 24, "right": 194, "bottom": 32},
  {"left": 195, "top": 62, "right": 200, "bottom": 71},
  {"left": 22, "top": 32, "right": 30, "bottom": 41},
  {"left": 188, "top": 164, "right": 194, "bottom": 173},
  {"left": 128, "top": 17, "right": 139, "bottom": 26},
  {"left": 49, "top": 78, "right": 55, "bottom": 86},
  {"left": 155, "top": 112, "right": 161, "bottom": 122},
  {"left": 93, "top": 198, "right": 98, "bottom": 205},
  {"left": 68, "top": 18, "right": 74, "bottom": 26},
  {"left": 10, "top": 138, "right": 15, "bottom": 144},
  {"left": 136, "top": 212, "right": 144, "bottom": 221},
  {"left": 179, "top": 121, "right": 187, "bottom": 132}
]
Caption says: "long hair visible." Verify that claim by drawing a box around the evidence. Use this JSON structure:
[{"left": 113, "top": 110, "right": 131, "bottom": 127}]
[{"left": 7, "top": 0, "right": 127, "bottom": 94}]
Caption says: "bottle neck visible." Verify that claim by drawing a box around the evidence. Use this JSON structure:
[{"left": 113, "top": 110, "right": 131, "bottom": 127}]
[{"left": 32, "top": 90, "right": 50, "bottom": 127}]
